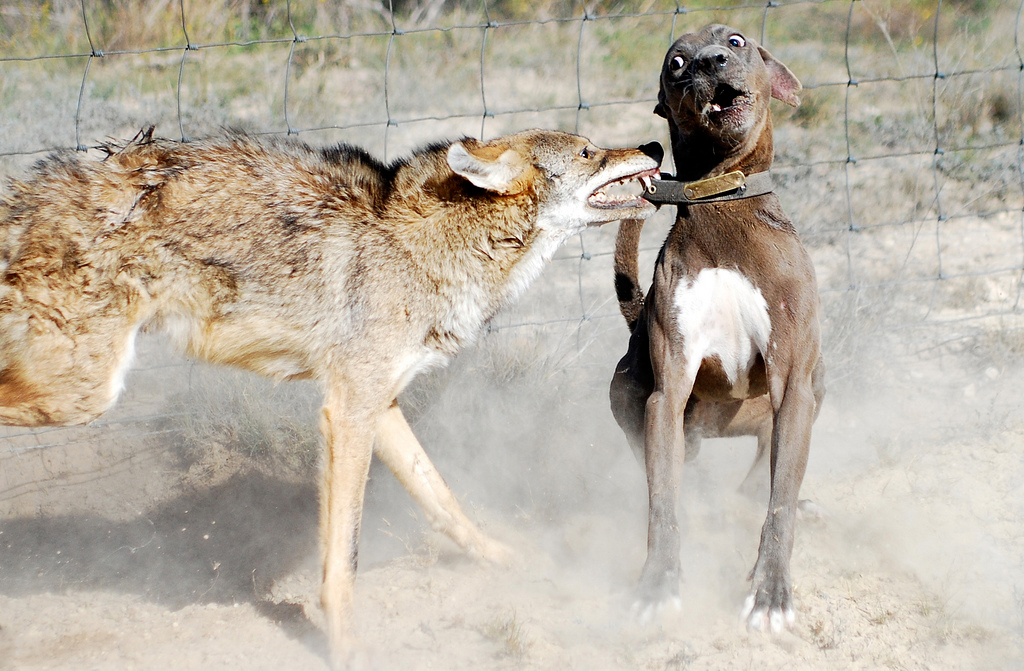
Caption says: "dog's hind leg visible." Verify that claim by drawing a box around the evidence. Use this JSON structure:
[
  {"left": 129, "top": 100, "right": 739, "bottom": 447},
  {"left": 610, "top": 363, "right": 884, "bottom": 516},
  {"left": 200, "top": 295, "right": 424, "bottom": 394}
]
[
  {"left": 737, "top": 424, "right": 771, "bottom": 501},
  {"left": 737, "top": 358, "right": 825, "bottom": 505},
  {"left": 609, "top": 318, "right": 655, "bottom": 465},
  {"left": 729, "top": 398, "right": 774, "bottom": 501},
  {"left": 374, "top": 401, "right": 512, "bottom": 564},
  {"left": 610, "top": 361, "right": 651, "bottom": 465}
]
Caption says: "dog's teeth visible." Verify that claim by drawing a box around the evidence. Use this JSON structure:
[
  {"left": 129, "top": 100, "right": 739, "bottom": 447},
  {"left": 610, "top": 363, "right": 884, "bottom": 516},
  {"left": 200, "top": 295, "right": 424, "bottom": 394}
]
[
  {"left": 641, "top": 176, "right": 652, "bottom": 189},
  {"left": 711, "top": 103, "right": 722, "bottom": 112}
]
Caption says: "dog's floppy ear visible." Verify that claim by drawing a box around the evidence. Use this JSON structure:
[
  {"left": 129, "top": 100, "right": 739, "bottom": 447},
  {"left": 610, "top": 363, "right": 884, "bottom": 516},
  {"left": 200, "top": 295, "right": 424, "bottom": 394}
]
[
  {"left": 654, "top": 88, "right": 669, "bottom": 118},
  {"left": 447, "top": 140, "right": 531, "bottom": 195},
  {"left": 758, "top": 45, "right": 802, "bottom": 107}
]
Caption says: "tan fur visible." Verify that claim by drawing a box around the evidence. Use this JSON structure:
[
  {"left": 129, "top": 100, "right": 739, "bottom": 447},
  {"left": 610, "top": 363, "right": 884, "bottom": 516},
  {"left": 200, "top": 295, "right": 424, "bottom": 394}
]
[{"left": 0, "top": 127, "right": 659, "bottom": 667}]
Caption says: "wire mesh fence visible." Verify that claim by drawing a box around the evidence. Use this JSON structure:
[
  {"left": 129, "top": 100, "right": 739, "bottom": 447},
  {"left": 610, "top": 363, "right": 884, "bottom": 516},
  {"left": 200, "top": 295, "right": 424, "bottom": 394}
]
[{"left": 1, "top": 0, "right": 1022, "bottom": 507}]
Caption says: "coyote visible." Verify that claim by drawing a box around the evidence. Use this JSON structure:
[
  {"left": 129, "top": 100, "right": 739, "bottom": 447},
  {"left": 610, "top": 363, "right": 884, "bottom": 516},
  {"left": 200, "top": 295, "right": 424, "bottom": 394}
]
[{"left": 0, "top": 127, "right": 659, "bottom": 666}]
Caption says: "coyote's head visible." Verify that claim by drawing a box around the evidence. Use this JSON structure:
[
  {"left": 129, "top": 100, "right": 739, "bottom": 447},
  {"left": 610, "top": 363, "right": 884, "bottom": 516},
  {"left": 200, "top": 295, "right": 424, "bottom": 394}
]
[{"left": 446, "top": 130, "right": 660, "bottom": 235}]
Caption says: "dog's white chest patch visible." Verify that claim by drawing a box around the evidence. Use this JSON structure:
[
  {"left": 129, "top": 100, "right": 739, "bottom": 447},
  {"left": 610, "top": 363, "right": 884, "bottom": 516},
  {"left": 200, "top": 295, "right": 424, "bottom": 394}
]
[{"left": 672, "top": 268, "right": 771, "bottom": 397}]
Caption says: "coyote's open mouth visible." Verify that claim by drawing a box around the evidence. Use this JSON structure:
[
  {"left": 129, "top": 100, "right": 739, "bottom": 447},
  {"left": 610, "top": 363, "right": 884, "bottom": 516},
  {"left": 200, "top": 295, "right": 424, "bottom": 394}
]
[{"left": 588, "top": 168, "right": 661, "bottom": 209}]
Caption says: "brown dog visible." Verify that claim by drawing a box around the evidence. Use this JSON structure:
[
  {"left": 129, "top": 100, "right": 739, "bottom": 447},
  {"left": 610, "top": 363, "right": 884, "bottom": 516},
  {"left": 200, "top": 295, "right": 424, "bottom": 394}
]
[{"left": 609, "top": 24, "right": 825, "bottom": 631}]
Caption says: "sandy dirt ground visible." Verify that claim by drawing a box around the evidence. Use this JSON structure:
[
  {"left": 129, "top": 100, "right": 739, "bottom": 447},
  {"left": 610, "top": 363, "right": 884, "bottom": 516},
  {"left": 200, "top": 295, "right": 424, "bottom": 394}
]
[
  {"left": 1, "top": 323, "right": 1022, "bottom": 671},
  {"left": 1, "top": 154, "right": 1022, "bottom": 670}
]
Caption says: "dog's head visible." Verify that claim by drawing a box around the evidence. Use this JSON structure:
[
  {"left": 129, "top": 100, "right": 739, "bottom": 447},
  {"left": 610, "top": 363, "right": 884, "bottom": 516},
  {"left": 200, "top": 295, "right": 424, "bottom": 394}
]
[{"left": 655, "top": 24, "right": 801, "bottom": 153}]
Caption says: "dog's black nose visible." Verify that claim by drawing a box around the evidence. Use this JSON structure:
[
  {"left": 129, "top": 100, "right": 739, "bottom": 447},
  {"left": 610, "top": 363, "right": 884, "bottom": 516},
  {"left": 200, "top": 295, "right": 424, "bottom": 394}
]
[
  {"left": 637, "top": 141, "right": 664, "bottom": 166},
  {"left": 695, "top": 47, "right": 730, "bottom": 71}
]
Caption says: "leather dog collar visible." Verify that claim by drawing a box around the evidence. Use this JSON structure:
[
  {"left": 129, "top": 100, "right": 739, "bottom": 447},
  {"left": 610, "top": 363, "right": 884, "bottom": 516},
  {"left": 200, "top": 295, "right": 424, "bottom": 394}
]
[{"left": 643, "top": 169, "right": 774, "bottom": 205}]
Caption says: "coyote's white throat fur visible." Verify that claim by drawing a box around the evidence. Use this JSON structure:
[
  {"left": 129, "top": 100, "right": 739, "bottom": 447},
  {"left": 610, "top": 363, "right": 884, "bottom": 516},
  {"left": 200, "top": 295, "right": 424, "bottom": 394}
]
[{"left": 0, "top": 127, "right": 659, "bottom": 667}]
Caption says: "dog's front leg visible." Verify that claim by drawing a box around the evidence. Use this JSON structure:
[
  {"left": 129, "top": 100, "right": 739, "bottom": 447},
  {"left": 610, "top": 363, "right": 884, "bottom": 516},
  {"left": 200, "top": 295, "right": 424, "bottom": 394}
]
[
  {"left": 635, "top": 317, "right": 690, "bottom": 620},
  {"left": 374, "top": 401, "right": 512, "bottom": 564},
  {"left": 319, "top": 382, "right": 378, "bottom": 669},
  {"left": 743, "top": 367, "right": 815, "bottom": 632}
]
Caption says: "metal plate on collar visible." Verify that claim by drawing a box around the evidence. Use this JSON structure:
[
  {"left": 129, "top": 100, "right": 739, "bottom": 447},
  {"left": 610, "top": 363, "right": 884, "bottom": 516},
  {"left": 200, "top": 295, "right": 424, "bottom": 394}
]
[{"left": 682, "top": 170, "right": 746, "bottom": 200}]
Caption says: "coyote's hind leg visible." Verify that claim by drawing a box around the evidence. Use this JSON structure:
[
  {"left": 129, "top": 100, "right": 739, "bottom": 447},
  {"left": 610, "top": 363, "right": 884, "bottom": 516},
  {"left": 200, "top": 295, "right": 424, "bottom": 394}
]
[{"left": 0, "top": 310, "right": 142, "bottom": 427}]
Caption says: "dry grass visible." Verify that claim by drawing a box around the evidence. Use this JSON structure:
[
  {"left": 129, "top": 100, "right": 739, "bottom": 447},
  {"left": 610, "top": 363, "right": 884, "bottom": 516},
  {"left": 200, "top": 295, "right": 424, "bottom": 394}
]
[
  {"left": 171, "top": 369, "right": 322, "bottom": 483},
  {"left": 482, "top": 608, "right": 531, "bottom": 661}
]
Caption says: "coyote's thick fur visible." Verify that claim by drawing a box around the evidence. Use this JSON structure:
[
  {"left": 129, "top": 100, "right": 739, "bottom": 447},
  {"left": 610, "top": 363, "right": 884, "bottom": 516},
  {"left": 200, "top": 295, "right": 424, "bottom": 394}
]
[{"left": 0, "top": 127, "right": 659, "bottom": 666}]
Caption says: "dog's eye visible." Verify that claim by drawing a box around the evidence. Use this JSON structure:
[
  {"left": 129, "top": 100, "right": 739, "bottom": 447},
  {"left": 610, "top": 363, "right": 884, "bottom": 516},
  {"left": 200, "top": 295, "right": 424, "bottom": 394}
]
[
  {"left": 728, "top": 34, "right": 746, "bottom": 48},
  {"left": 670, "top": 55, "right": 686, "bottom": 70},
  {"left": 579, "top": 147, "right": 592, "bottom": 159}
]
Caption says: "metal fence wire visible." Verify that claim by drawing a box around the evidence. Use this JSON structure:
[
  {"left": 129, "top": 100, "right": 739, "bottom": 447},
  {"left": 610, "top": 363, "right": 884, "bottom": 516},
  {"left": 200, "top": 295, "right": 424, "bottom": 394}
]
[{"left": 0, "top": 0, "right": 1022, "bottom": 491}]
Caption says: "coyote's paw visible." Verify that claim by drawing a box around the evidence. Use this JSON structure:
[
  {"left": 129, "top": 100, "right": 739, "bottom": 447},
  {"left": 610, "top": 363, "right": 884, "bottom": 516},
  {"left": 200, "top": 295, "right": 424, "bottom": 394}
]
[{"left": 467, "top": 534, "right": 515, "bottom": 566}]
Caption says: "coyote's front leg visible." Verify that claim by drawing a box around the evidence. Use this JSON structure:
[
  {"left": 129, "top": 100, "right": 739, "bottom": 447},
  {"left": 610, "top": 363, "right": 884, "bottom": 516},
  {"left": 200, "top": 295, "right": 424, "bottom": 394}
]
[
  {"left": 319, "top": 382, "right": 377, "bottom": 669},
  {"left": 374, "top": 401, "right": 512, "bottom": 564}
]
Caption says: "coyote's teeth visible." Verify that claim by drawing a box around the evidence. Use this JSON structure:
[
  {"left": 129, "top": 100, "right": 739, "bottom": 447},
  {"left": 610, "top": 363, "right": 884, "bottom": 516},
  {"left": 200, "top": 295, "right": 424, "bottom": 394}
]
[{"left": 589, "top": 173, "right": 649, "bottom": 207}]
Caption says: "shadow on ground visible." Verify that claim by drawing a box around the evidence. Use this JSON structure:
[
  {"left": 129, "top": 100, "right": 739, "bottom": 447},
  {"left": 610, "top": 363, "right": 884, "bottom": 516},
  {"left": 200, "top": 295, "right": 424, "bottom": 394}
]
[{"left": 0, "top": 471, "right": 324, "bottom": 646}]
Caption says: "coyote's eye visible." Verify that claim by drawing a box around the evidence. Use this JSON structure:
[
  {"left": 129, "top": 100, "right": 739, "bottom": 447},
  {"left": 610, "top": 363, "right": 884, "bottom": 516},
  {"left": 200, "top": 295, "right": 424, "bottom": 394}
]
[
  {"left": 670, "top": 55, "right": 685, "bottom": 70},
  {"left": 728, "top": 34, "right": 746, "bottom": 48}
]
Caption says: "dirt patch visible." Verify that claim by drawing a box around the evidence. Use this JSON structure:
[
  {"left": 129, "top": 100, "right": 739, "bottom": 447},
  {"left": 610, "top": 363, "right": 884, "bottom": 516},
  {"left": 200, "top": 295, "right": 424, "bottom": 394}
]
[{"left": 1, "top": 347, "right": 1022, "bottom": 670}]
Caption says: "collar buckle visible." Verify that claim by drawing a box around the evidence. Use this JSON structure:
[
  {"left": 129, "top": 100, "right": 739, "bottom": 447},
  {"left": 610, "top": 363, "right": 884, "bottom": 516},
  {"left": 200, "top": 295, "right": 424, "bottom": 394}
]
[{"left": 682, "top": 170, "right": 746, "bottom": 200}]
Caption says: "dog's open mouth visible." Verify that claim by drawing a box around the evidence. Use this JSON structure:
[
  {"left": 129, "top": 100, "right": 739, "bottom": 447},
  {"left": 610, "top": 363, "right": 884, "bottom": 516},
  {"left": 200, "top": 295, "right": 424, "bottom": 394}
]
[
  {"left": 588, "top": 169, "right": 660, "bottom": 209},
  {"left": 703, "top": 83, "right": 752, "bottom": 117}
]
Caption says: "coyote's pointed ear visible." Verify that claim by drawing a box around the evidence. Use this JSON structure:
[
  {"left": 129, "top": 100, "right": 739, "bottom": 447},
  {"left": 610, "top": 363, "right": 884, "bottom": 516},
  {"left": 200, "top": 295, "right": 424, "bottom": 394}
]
[
  {"left": 758, "top": 45, "right": 801, "bottom": 107},
  {"left": 447, "top": 141, "right": 531, "bottom": 195}
]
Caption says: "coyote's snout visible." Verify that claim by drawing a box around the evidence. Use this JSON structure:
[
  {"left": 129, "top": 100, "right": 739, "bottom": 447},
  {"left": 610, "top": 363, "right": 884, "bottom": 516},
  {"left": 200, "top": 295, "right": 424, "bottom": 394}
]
[{"left": 0, "top": 127, "right": 658, "bottom": 666}]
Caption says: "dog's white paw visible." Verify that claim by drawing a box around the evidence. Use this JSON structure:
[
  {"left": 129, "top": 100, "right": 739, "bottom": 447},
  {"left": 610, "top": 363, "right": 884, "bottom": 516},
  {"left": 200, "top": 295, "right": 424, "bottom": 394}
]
[
  {"left": 631, "top": 594, "right": 683, "bottom": 625},
  {"left": 741, "top": 594, "right": 795, "bottom": 633},
  {"left": 632, "top": 563, "right": 682, "bottom": 624}
]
